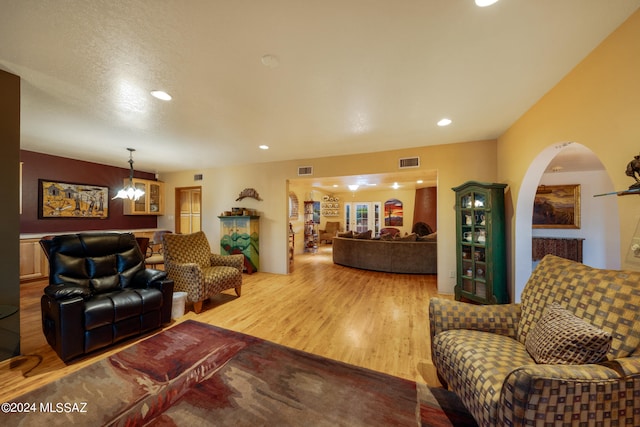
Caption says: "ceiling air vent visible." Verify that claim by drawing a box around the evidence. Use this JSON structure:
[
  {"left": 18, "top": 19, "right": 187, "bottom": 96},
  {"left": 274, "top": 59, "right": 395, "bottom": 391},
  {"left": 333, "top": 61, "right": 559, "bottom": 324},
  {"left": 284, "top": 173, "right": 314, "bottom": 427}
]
[
  {"left": 399, "top": 157, "right": 420, "bottom": 169},
  {"left": 297, "top": 166, "right": 313, "bottom": 176}
]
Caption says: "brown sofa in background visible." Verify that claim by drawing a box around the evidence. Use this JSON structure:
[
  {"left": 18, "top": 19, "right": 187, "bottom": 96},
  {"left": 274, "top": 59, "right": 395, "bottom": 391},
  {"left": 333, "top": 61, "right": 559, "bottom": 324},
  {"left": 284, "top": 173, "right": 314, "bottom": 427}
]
[{"left": 332, "top": 236, "right": 437, "bottom": 274}]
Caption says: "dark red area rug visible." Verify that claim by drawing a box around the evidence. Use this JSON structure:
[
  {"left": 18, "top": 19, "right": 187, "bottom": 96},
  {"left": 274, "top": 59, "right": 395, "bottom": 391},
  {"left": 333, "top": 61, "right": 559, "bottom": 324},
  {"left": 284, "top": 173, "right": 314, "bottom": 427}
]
[{"left": 7, "top": 320, "right": 477, "bottom": 426}]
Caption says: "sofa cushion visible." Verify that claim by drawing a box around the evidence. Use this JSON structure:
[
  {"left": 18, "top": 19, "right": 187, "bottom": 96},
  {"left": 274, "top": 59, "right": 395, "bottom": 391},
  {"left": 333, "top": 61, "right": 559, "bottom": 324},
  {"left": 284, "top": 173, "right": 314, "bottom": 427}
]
[
  {"left": 432, "top": 329, "right": 535, "bottom": 427},
  {"left": 353, "top": 230, "right": 372, "bottom": 239},
  {"left": 525, "top": 303, "right": 612, "bottom": 365},
  {"left": 398, "top": 233, "right": 417, "bottom": 241},
  {"left": 418, "top": 232, "right": 437, "bottom": 242}
]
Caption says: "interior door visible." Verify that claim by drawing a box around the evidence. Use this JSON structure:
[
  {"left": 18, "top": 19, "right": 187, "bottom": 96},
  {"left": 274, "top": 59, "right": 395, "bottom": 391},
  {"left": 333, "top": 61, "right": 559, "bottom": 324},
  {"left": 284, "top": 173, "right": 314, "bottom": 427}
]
[
  {"left": 345, "top": 202, "right": 381, "bottom": 235},
  {"left": 175, "top": 187, "right": 201, "bottom": 234}
]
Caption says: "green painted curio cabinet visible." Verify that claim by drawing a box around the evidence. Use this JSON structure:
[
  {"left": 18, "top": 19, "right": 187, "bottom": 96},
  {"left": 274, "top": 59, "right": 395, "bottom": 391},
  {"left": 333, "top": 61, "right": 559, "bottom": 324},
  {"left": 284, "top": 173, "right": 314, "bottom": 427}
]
[{"left": 452, "top": 181, "right": 508, "bottom": 304}]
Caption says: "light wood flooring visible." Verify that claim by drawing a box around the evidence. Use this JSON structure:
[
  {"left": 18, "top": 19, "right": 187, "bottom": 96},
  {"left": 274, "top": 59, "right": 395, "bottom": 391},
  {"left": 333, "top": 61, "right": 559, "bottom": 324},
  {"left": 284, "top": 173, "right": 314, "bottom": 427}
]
[{"left": 0, "top": 245, "right": 448, "bottom": 402}]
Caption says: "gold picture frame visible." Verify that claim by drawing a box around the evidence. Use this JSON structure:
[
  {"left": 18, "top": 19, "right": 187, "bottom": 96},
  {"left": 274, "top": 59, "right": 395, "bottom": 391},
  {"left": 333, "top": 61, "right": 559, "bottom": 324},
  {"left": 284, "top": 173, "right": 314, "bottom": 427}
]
[{"left": 532, "top": 184, "right": 580, "bottom": 229}]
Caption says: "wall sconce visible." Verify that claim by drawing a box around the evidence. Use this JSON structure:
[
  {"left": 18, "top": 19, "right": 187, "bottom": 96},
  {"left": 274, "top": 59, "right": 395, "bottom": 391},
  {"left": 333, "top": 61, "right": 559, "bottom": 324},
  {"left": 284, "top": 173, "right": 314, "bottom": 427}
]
[{"left": 113, "top": 148, "right": 145, "bottom": 201}]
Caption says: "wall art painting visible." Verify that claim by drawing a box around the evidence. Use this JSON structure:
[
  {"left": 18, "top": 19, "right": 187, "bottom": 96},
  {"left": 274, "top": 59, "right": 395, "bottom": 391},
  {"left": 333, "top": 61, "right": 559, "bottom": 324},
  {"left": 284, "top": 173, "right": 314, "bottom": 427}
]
[
  {"left": 532, "top": 184, "right": 580, "bottom": 229},
  {"left": 384, "top": 198, "right": 403, "bottom": 226},
  {"left": 38, "top": 179, "right": 109, "bottom": 219}
]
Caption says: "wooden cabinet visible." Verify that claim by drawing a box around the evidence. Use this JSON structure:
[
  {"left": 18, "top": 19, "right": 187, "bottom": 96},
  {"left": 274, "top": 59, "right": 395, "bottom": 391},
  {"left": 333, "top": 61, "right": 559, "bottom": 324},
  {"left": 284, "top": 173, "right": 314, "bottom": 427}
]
[
  {"left": 532, "top": 237, "right": 584, "bottom": 263},
  {"left": 20, "top": 239, "right": 49, "bottom": 282},
  {"left": 453, "top": 181, "right": 508, "bottom": 304},
  {"left": 219, "top": 216, "right": 260, "bottom": 273},
  {"left": 123, "top": 179, "right": 165, "bottom": 215},
  {"left": 303, "top": 201, "right": 318, "bottom": 253}
]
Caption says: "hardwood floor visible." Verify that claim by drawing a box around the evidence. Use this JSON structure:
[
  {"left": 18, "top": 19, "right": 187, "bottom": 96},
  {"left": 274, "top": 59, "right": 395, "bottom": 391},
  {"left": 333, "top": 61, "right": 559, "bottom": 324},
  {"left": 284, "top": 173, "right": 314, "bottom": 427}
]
[{"left": 0, "top": 245, "right": 448, "bottom": 402}]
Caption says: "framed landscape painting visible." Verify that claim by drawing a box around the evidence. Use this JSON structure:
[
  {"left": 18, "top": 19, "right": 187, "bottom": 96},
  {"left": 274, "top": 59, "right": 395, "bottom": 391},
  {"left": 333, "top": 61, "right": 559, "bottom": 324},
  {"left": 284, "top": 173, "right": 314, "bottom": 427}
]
[
  {"left": 532, "top": 184, "right": 580, "bottom": 229},
  {"left": 384, "top": 198, "right": 403, "bottom": 226},
  {"left": 38, "top": 179, "right": 109, "bottom": 219}
]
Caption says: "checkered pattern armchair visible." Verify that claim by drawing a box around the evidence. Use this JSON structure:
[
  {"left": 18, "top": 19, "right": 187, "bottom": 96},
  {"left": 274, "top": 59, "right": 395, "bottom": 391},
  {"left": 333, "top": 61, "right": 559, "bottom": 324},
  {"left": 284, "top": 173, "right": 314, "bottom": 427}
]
[
  {"left": 429, "top": 255, "right": 640, "bottom": 427},
  {"left": 162, "top": 231, "right": 244, "bottom": 314}
]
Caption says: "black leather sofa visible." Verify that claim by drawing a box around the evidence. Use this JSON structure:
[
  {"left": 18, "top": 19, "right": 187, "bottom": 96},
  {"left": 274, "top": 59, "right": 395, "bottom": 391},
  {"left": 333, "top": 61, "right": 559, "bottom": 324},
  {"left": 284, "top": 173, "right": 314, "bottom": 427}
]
[{"left": 40, "top": 232, "right": 174, "bottom": 362}]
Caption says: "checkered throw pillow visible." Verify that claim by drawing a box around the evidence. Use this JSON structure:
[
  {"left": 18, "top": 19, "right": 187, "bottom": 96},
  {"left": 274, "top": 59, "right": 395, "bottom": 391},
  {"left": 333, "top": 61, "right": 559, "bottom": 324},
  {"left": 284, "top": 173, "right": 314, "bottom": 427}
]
[{"left": 525, "top": 303, "right": 612, "bottom": 365}]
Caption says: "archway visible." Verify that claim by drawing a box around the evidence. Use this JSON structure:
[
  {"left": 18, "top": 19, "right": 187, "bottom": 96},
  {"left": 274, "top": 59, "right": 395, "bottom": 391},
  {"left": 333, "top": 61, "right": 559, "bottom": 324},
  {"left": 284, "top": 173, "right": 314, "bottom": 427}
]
[{"left": 513, "top": 142, "right": 620, "bottom": 301}]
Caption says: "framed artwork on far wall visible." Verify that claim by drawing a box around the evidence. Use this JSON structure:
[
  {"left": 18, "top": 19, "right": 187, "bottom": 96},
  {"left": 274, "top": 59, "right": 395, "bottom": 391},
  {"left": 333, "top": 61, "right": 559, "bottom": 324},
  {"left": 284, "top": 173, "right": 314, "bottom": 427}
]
[
  {"left": 38, "top": 179, "right": 109, "bottom": 219},
  {"left": 384, "top": 198, "right": 403, "bottom": 226},
  {"left": 532, "top": 184, "right": 580, "bottom": 229}
]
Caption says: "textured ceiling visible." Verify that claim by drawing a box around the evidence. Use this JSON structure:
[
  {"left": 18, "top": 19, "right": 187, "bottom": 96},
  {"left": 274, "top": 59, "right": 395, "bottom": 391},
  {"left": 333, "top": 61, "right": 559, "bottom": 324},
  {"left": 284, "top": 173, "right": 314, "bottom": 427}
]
[{"left": 1, "top": 1, "right": 638, "bottom": 174}]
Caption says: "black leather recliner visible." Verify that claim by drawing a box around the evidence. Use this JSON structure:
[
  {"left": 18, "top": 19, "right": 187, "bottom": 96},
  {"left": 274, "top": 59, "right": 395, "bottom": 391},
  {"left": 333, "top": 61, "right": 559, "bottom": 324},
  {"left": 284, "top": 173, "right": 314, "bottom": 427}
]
[{"left": 40, "top": 232, "right": 174, "bottom": 362}]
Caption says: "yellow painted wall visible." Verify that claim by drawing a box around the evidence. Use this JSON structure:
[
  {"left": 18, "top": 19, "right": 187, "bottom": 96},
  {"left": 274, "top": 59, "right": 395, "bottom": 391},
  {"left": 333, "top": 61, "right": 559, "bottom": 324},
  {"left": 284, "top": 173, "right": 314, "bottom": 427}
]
[
  {"left": 498, "top": 10, "right": 640, "bottom": 295},
  {"left": 159, "top": 9, "right": 640, "bottom": 297},
  {"left": 159, "top": 139, "right": 497, "bottom": 293}
]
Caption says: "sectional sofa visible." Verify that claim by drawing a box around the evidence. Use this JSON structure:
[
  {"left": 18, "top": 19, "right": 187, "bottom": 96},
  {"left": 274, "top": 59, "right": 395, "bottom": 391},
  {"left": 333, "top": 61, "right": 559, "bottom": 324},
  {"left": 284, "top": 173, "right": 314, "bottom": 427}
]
[{"left": 332, "top": 234, "right": 437, "bottom": 274}]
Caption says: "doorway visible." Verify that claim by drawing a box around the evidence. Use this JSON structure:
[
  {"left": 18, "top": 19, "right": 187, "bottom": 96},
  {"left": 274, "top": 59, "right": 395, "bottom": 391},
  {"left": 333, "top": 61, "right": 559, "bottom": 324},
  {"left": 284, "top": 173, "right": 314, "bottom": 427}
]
[
  {"left": 344, "top": 201, "right": 381, "bottom": 235},
  {"left": 175, "top": 186, "right": 202, "bottom": 234},
  {"left": 513, "top": 143, "right": 619, "bottom": 301}
]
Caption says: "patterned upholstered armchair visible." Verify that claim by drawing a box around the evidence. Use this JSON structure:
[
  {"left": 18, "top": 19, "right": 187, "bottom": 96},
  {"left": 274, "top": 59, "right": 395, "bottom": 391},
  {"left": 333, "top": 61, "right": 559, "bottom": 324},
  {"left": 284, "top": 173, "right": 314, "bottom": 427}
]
[
  {"left": 429, "top": 255, "right": 640, "bottom": 427},
  {"left": 162, "top": 231, "right": 244, "bottom": 314}
]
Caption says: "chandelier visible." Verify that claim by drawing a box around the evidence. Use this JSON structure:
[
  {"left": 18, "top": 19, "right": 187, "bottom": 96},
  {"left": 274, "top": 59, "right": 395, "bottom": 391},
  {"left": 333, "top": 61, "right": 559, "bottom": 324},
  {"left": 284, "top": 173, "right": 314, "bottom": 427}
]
[{"left": 113, "top": 148, "right": 145, "bottom": 201}]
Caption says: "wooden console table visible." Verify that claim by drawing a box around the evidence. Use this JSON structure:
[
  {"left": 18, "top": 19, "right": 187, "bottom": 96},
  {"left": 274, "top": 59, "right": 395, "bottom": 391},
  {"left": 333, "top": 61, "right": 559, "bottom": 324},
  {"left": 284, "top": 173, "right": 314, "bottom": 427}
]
[{"left": 532, "top": 237, "right": 584, "bottom": 263}]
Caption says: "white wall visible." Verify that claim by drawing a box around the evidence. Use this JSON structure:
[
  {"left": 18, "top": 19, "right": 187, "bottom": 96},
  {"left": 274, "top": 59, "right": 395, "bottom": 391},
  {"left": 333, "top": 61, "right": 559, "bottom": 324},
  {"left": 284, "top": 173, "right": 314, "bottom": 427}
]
[{"left": 533, "top": 169, "right": 619, "bottom": 268}]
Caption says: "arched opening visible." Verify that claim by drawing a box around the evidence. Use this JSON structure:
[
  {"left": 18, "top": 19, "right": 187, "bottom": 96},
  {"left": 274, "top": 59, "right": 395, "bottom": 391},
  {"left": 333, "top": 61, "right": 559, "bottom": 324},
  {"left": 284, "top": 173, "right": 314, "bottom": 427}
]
[{"left": 513, "top": 142, "right": 620, "bottom": 301}]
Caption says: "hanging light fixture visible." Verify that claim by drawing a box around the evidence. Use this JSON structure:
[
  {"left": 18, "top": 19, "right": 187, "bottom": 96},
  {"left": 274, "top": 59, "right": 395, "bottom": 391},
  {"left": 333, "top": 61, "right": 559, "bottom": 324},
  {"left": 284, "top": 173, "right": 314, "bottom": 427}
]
[{"left": 113, "top": 148, "right": 145, "bottom": 201}]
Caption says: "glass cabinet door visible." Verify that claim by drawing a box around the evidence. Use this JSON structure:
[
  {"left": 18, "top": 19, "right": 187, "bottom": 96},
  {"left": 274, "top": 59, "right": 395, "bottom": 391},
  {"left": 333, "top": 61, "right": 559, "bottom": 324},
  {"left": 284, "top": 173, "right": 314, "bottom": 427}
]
[
  {"left": 149, "top": 183, "right": 161, "bottom": 213},
  {"left": 453, "top": 181, "right": 507, "bottom": 304},
  {"left": 459, "top": 190, "right": 488, "bottom": 300},
  {"left": 122, "top": 179, "right": 164, "bottom": 215},
  {"left": 133, "top": 182, "right": 147, "bottom": 213}
]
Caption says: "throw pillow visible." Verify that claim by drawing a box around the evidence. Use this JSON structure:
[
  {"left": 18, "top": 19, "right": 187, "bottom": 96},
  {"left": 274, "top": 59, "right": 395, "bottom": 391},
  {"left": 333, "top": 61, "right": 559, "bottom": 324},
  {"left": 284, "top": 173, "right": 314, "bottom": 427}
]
[
  {"left": 525, "top": 303, "right": 612, "bottom": 365},
  {"left": 337, "top": 231, "right": 353, "bottom": 238},
  {"left": 399, "top": 233, "right": 417, "bottom": 241},
  {"left": 353, "top": 230, "right": 372, "bottom": 239},
  {"left": 418, "top": 232, "right": 437, "bottom": 242}
]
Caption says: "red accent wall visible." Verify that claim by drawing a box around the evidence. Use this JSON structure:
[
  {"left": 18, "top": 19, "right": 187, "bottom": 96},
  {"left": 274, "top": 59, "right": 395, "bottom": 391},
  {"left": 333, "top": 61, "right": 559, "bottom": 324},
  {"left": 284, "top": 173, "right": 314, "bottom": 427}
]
[
  {"left": 413, "top": 187, "right": 437, "bottom": 231},
  {"left": 20, "top": 150, "right": 157, "bottom": 234}
]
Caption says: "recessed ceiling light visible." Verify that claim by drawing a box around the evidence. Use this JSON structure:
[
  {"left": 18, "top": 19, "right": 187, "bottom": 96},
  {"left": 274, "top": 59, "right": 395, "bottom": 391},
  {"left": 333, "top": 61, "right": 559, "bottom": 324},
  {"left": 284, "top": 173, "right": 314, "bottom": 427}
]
[
  {"left": 392, "top": 182, "right": 400, "bottom": 189},
  {"left": 150, "top": 90, "right": 172, "bottom": 101},
  {"left": 259, "top": 145, "right": 269, "bottom": 150},
  {"left": 348, "top": 184, "right": 359, "bottom": 191},
  {"left": 416, "top": 180, "right": 423, "bottom": 184},
  {"left": 437, "top": 118, "right": 452, "bottom": 127},
  {"left": 475, "top": 0, "right": 499, "bottom": 7}
]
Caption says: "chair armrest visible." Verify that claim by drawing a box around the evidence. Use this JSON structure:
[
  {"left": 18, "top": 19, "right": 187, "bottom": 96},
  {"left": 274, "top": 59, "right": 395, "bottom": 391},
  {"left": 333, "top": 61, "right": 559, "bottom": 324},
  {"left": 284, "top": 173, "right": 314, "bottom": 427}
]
[
  {"left": 166, "top": 262, "right": 203, "bottom": 284},
  {"left": 500, "top": 357, "right": 640, "bottom": 425},
  {"left": 131, "top": 268, "right": 168, "bottom": 288},
  {"left": 210, "top": 253, "right": 244, "bottom": 272},
  {"left": 44, "top": 284, "right": 91, "bottom": 300},
  {"left": 429, "top": 298, "right": 521, "bottom": 340},
  {"left": 165, "top": 262, "right": 206, "bottom": 302}
]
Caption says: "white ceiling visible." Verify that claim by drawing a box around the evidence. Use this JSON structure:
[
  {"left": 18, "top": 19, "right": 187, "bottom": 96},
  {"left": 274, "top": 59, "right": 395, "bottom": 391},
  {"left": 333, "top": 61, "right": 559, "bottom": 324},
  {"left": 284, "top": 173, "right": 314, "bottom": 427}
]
[{"left": 1, "top": 1, "right": 638, "bottom": 174}]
